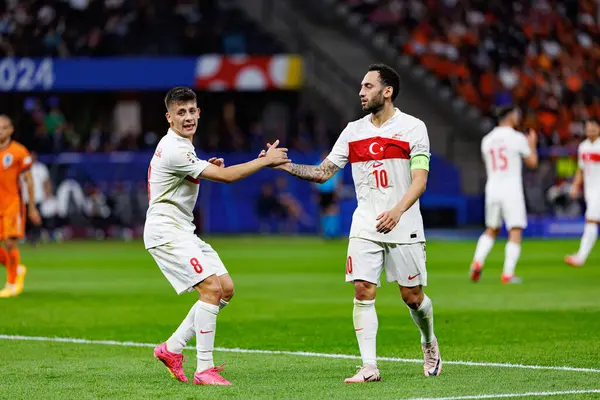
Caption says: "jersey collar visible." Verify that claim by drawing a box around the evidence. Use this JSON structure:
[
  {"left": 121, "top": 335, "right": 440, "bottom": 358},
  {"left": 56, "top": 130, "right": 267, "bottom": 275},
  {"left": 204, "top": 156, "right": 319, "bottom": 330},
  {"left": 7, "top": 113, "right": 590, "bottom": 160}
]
[{"left": 367, "top": 108, "right": 402, "bottom": 129}]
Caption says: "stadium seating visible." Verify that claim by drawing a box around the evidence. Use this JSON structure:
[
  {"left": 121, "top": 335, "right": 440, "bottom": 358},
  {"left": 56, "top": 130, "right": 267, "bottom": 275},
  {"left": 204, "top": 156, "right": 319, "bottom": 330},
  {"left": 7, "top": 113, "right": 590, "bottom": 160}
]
[
  {"left": 0, "top": 0, "right": 284, "bottom": 56},
  {"left": 340, "top": 0, "right": 600, "bottom": 145}
]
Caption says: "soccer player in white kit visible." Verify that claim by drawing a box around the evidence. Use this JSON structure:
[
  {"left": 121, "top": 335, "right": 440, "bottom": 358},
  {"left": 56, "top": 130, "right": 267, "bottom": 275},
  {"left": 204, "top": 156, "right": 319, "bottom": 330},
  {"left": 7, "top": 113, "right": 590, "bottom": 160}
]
[
  {"left": 263, "top": 64, "right": 441, "bottom": 381},
  {"left": 145, "top": 87, "right": 290, "bottom": 385},
  {"left": 470, "top": 106, "right": 538, "bottom": 283},
  {"left": 565, "top": 118, "right": 600, "bottom": 267}
]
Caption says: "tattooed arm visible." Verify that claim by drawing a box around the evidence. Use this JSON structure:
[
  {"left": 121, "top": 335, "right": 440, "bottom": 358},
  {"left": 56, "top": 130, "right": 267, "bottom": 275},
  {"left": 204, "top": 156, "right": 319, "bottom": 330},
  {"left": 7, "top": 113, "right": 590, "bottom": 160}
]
[{"left": 278, "top": 158, "right": 340, "bottom": 184}]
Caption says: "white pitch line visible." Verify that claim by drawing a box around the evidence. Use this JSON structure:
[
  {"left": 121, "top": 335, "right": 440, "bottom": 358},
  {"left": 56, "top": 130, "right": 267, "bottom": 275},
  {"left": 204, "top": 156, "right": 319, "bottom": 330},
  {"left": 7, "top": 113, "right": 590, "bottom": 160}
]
[
  {"left": 407, "top": 389, "right": 600, "bottom": 400},
  {"left": 1, "top": 334, "right": 600, "bottom": 375}
]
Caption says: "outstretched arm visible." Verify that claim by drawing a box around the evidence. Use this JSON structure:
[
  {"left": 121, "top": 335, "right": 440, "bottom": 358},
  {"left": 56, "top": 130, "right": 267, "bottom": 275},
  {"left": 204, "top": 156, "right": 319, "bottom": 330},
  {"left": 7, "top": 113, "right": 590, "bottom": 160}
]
[
  {"left": 201, "top": 141, "right": 290, "bottom": 184},
  {"left": 278, "top": 158, "right": 340, "bottom": 184}
]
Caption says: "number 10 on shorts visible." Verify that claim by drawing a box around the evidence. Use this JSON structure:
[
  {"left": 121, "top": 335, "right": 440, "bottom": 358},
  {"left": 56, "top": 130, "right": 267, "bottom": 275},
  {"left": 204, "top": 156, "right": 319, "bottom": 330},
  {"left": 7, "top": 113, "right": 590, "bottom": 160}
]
[{"left": 346, "top": 256, "right": 353, "bottom": 274}]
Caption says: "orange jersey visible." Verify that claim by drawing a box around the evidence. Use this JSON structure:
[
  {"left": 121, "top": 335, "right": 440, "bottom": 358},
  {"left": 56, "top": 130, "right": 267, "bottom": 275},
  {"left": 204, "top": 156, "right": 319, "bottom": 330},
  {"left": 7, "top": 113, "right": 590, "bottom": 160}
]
[{"left": 0, "top": 141, "right": 32, "bottom": 216}]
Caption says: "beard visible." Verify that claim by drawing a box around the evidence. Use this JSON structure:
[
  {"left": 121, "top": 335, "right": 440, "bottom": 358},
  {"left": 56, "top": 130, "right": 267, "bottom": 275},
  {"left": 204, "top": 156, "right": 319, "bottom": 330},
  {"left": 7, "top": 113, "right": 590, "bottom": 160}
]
[{"left": 362, "top": 91, "right": 385, "bottom": 114}]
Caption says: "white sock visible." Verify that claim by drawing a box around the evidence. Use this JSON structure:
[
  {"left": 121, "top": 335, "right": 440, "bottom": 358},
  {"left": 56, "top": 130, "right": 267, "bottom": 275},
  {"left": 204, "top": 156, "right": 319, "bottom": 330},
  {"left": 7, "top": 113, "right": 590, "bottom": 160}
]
[
  {"left": 166, "top": 302, "right": 198, "bottom": 354},
  {"left": 577, "top": 223, "right": 598, "bottom": 262},
  {"left": 503, "top": 241, "right": 521, "bottom": 277},
  {"left": 409, "top": 295, "right": 435, "bottom": 344},
  {"left": 219, "top": 299, "right": 229, "bottom": 310},
  {"left": 353, "top": 298, "right": 378, "bottom": 366},
  {"left": 195, "top": 301, "right": 220, "bottom": 372},
  {"left": 473, "top": 234, "right": 495, "bottom": 265}
]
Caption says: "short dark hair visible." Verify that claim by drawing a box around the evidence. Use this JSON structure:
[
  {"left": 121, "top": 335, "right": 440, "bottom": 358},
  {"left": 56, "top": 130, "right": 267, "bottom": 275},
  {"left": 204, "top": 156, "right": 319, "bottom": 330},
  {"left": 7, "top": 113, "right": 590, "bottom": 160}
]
[
  {"left": 368, "top": 63, "right": 401, "bottom": 101},
  {"left": 164, "top": 87, "right": 197, "bottom": 110},
  {"left": 495, "top": 105, "right": 519, "bottom": 122}
]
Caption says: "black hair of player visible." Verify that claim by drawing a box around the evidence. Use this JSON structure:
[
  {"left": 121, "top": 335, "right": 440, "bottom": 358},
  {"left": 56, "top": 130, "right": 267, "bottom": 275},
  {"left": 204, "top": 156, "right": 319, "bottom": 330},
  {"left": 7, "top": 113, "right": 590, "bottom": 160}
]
[
  {"left": 368, "top": 64, "right": 400, "bottom": 102},
  {"left": 494, "top": 105, "right": 519, "bottom": 123},
  {"left": 164, "top": 87, "right": 197, "bottom": 111}
]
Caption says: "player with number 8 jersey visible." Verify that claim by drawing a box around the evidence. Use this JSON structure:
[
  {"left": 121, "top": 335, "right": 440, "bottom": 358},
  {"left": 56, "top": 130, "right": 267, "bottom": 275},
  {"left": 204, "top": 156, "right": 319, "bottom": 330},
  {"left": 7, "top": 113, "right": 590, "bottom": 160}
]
[
  {"left": 471, "top": 106, "right": 538, "bottom": 284},
  {"left": 263, "top": 64, "right": 441, "bottom": 382},
  {"left": 144, "top": 87, "right": 290, "bottom": 386}
]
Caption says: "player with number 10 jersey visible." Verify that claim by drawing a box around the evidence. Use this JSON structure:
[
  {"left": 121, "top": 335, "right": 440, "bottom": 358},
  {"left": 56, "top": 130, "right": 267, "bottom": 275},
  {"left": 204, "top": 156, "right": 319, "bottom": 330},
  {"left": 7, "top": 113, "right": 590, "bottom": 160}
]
[{"left": 264, "top": 64, "right": 441, "bottom": 382}]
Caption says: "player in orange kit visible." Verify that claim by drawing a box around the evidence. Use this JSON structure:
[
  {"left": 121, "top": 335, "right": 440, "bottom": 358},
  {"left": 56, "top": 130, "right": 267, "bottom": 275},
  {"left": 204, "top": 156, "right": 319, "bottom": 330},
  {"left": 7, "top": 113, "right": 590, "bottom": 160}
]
[{"left": 0, "top": 115, "right": 41, "bottom": 298}]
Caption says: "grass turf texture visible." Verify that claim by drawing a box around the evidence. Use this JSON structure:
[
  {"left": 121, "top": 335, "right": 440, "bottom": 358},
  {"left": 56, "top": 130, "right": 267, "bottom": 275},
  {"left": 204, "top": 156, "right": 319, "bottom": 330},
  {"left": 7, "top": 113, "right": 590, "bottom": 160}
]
[{"left": 0, "top": 238, "right": 599, "bottom": 399}]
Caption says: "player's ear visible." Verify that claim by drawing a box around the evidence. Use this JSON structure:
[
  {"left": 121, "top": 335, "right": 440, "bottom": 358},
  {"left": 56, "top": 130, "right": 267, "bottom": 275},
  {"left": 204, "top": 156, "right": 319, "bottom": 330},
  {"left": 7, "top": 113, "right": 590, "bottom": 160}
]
[
  {"left": 165, "top": 112, "right": 171, "bottom": 124},
  {"left": 384, "top": 86, "right": 393, "bottom": 100},
  {"left": 196, "top": 108, "right": 201, "bottom": 118}
]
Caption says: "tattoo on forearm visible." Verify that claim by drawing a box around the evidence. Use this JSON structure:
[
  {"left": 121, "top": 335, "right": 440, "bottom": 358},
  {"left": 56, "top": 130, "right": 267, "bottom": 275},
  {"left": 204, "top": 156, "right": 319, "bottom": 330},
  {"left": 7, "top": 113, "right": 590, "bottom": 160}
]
[{"left": 288, "top": 159, "right": 339, "bottom": 182}]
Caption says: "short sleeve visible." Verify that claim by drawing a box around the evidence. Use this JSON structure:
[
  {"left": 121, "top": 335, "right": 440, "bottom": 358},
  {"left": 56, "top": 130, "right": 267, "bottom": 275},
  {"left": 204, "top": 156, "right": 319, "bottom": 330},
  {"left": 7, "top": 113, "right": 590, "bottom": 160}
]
[
  {"left": 518, "top": 134, "right": 532, "bottom": 157},
  {"left": 578, "top": 145, "right": 584, "bottom": 169},
  {"left": 326, "top": 124, "right": 352, "bottom": 168},
  {"left": 409, "top": 121, "right": 430, "bottom": 158},
  {"left": 19, "top": 147, "right": 32, "bottom": 171},
  {"left": 168, "top": 147, "right": 211, "bottom": 179}
]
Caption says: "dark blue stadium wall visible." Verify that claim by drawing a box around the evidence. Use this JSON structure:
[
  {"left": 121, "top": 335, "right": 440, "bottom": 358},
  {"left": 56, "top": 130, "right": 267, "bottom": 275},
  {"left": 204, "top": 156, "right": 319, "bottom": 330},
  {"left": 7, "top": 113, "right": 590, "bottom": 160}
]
[{"left": 40, "top": 151, "right": 466, "bottom": 234}]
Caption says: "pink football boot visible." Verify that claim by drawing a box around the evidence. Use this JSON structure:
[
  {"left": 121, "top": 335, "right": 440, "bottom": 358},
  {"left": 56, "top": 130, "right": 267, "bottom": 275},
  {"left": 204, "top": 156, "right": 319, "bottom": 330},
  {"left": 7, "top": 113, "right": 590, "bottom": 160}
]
[
  {"left": 193, "top": 364, "right": 232, "bottom": 386},
  {"left": 470, "top": 261, "right": 483, "bottom": 282},
  {"left": 153, "top": 343, "right": 188, "bottom": 383}
]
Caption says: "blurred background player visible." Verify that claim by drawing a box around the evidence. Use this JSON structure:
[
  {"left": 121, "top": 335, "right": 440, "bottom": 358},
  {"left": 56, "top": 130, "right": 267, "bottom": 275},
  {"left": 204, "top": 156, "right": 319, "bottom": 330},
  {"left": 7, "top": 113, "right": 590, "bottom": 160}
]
[
  {"left": 0, "top": 115, "right": 41, "bottom": 298},
  {"left": 146, "top": 87, "right": 290, "bottom": 385},
  {"left": 264, "top": 64, "right": 441, "bottom": 381},
  {"left": 21, "top": 152, "right": 52, "bottom": 246},
  {"left": 314, "top": 151, "right": 343, "bottom": 238},
  {"left": 470, "top": 106, "right": 538, "bottom": 284},
  {"left": 565, "top": 119, "right": 600, "bottom": 267}
]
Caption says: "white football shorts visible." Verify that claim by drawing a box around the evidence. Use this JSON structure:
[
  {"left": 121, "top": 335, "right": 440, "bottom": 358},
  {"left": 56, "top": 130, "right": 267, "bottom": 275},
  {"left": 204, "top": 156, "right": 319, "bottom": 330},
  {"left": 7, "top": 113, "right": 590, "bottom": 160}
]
[
  {"left": 345, "top": 238, "right": 427, "bottom": 287},
  {"left": 148, "top": 234, "right": 228, "bottom": 295},
  {"left": 585, "top": 194, "right": 600, "bottom": 221},
  {"left": 485, "top": 196, "right": 528, "bottom": 229}
]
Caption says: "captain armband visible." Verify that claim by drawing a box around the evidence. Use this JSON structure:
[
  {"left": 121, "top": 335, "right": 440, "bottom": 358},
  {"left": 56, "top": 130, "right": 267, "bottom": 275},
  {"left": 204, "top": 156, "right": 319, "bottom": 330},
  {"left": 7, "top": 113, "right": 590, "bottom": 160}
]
[{"left": 410, "top": 154, "right": 430, "bottom": 171}]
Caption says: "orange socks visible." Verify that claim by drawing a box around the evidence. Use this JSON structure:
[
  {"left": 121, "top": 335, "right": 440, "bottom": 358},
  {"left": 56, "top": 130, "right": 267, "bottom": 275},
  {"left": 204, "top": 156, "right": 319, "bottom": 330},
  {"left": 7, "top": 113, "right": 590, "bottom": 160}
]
[
  {"left": 0, "top": 247, "right": 6, "bottom": 266},
  {"left": 6, "top": 249, "right": 20, "bottom": 285}
]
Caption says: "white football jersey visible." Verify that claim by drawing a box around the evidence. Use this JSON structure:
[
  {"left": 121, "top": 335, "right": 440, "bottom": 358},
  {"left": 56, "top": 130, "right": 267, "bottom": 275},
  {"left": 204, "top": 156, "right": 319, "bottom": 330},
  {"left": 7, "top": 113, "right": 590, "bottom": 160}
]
[
  {"left": 481, "top": 126, "right": 531, "bottom": 200},
  {"left": 578, "top": 138, "right": 600, "bottom": 203},
  {"left": 327, "top": 108, "right": 430, "bottom": 244},
  {"left": 21, "top": 162, "right": 50, "bottom": 204},
  {"left": 144, "top": 129, "right": 210, "bottom": 249}
]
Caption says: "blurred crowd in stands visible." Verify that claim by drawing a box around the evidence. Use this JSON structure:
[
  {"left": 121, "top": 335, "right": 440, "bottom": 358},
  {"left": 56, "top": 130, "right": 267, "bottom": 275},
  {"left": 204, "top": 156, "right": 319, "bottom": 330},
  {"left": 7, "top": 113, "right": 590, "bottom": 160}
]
[
  {"left": 0, "top": 0, "right": 283, "bottom": 56},
  {"left": 346, "top": 0, "right": 600, "bottom": 147},
  {"left": 11, "top": 94, "right": 342, "bottom": 155}
]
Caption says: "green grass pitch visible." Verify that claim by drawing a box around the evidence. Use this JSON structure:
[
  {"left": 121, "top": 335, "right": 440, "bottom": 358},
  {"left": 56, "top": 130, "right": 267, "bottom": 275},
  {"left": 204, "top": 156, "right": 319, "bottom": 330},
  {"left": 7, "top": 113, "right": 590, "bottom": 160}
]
[{"left": 0, "top": 237, "right": 599, "bottom": 399}]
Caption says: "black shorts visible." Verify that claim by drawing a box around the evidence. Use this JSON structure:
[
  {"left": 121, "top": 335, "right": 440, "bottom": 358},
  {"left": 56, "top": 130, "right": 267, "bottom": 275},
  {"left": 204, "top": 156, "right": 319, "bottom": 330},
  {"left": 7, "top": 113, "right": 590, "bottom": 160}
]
[{"left": 319, "top": 193, "right": 335, "bottom": 210}]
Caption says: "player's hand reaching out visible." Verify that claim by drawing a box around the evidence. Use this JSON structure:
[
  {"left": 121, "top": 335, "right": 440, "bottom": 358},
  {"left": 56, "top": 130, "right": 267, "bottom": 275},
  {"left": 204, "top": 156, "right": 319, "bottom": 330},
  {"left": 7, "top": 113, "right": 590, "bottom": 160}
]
[
  {"left": 259, "top": 141, "right": 291, "bottom": 170},
  {"left": 208, "top": 157, "right": 225, "bottom": 168},
  {"left": 261, "top": 140, "right": 291, "bottom": 167},
  {"left": 376, "top": 207, "right": 403, "bottom": 234}
]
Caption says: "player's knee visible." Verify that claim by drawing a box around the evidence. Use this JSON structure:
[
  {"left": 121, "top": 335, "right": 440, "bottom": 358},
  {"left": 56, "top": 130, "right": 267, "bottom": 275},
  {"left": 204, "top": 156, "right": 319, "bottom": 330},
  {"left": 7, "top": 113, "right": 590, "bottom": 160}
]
[
  {"left": 401, "top": 287, "right": 423, "bottom": 309},
  {"left": 508, "top": 228, "right": 522, "bottom": 243},
  {"left": 221, "top": 284, "right": 234, "bottom": 302},
  {"left": 3, "top": 239, "right": 18, "bottom": 251},
  {"left": 198, "top": 275, "right": 223, "bottom": 301},
  {"left": 354, "top": 280, "right": 376, "bottom": 301},
  {"left": 485, "top": 228, "right": 500, "bottom": 238}
]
